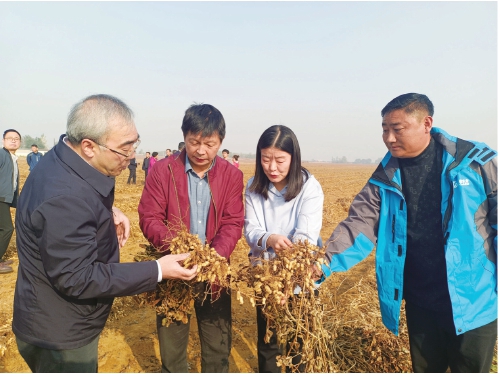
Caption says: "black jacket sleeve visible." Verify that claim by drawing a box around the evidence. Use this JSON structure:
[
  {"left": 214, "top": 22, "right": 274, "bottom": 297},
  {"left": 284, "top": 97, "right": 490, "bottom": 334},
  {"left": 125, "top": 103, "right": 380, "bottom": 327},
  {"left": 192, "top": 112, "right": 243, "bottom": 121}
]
[{"left": 31, "top": 195, "right": 158, "bottom": 298}]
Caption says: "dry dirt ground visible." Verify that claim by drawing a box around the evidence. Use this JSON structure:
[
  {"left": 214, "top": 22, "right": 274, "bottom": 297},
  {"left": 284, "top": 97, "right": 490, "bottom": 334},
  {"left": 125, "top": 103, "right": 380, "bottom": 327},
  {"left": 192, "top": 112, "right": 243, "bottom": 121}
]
[{"left": 0, "top": 161, "right": 496, "bottom": 372}]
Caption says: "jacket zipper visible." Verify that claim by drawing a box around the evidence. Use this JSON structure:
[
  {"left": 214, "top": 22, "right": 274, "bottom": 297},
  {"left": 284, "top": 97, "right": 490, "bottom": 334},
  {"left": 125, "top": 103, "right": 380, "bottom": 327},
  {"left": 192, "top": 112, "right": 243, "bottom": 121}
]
[
  {"left": 391, "top": 215, "right": 396, "bottom": 243},
  {"left": 442, "top": 159, "right": 461, "bottom": 241},
  {"left": 206, "top": 173, "right": 218, "bottom": 243},
  {"left": 168, "top": 164, "right": 183, "bottom": 219}
]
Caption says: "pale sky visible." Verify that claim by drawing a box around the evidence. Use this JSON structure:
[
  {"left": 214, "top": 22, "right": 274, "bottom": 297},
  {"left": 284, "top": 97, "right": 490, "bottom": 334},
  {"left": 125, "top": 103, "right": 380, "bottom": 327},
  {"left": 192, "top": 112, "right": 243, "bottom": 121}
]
[{"left": 0, "top": 1, "right": 497, "bottom": 162}]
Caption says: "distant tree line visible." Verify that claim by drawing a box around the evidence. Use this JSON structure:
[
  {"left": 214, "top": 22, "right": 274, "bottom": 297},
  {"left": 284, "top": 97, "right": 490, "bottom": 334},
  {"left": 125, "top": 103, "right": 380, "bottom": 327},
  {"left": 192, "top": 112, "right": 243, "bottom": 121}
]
[
  {"left": 238, "top": 153, "right": 256, "bottom": 159},
  {"left": 22, "top": 134, "right": 48, "bottom": 150},
  {"left": 331, "top": 156, "right": 348, "bottom": 163},
  {"left": 353, "top": 158, "right": 372, "bottom": 164},
  {"left": 331, "top": 156, "right": 383, "bottom": 164}
]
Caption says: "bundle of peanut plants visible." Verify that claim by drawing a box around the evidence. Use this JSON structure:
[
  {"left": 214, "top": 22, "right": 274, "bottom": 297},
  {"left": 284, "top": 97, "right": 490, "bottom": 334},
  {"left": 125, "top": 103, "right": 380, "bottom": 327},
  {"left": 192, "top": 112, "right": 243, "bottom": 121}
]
[
  {"left": 319, "top": 262, "right": 413, "bottom": 372},
  {"left": 231, "top": 241, "right": 335, "bottom": 372},
  {"left": 134, "top": 228, "right": 230, "bottom": 327}
]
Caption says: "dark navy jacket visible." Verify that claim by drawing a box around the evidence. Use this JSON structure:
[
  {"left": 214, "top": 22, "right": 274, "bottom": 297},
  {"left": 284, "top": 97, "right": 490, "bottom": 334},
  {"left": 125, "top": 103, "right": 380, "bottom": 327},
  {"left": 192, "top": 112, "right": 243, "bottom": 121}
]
[{"left": 13, "top": 134, "right": 158, "bottom": 350}]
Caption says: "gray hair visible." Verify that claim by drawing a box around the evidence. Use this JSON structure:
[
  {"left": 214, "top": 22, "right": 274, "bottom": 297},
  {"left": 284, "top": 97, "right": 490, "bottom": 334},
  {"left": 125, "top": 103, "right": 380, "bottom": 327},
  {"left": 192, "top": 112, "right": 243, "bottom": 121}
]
[{"left": 66, "top": 94, "right": 135, "bottom": 144}]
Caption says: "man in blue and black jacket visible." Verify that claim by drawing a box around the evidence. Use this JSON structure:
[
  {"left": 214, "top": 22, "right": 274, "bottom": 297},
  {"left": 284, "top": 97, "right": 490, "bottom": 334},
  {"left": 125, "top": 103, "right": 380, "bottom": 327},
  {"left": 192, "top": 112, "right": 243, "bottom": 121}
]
[
  {"left": 321, "top": 93, "right": 497, "bottom": 372},
  {"left": 26, "top": 144, "right": 43, "bottom": 171}
]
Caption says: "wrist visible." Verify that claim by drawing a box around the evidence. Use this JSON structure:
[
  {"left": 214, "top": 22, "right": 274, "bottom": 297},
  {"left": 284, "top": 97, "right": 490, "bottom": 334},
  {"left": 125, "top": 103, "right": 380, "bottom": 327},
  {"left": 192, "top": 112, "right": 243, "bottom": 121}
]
[
  {"left": 156, "top": 260, "right": 162, "bottom": 282},
  {"left": 266, "top": 234, "right": 275, "bottom": 248}
]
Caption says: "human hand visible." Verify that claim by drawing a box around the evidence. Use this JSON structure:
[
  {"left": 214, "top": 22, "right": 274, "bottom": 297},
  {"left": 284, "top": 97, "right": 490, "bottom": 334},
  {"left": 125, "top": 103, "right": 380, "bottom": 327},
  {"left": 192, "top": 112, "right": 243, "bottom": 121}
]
[
  {"left": 112, "top": 207, "right": 130, "bottom": 248},
  {"left": 267, "top": 234, "right": 293, "bottom": 252},
  {"left": 158, "top": 253, "right": 198, "bottom": 280}
]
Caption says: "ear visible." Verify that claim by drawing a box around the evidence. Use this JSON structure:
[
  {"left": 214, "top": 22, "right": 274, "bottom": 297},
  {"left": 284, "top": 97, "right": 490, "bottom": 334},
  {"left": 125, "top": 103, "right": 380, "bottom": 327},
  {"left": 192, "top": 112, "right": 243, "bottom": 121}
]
[
  {"left": 80, "top": 139, "right": 97, "bottom": 158},
  {"left": 423, "top": 115, "right": 433, "bottom": 133}
]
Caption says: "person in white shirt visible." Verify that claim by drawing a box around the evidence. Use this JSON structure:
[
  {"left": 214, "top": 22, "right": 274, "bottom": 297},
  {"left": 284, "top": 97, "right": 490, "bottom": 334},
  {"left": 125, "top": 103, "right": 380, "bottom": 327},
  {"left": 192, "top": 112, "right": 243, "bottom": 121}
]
[{"left": 244, "top": 124, "right": 324, "bottom": 372}]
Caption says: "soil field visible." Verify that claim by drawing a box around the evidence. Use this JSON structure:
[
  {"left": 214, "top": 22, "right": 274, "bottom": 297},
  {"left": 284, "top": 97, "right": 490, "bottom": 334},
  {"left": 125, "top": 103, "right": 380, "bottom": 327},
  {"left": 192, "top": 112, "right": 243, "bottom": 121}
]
[{"left": 0, "top": 160, "right": 496, "bottom": 372}]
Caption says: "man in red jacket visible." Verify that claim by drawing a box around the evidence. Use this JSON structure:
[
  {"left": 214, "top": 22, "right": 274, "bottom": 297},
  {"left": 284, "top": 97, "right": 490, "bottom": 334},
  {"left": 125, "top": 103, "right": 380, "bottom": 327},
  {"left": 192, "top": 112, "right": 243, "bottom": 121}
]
[{"left": 138, "top": 103, "right": 244, "bottom": 373}]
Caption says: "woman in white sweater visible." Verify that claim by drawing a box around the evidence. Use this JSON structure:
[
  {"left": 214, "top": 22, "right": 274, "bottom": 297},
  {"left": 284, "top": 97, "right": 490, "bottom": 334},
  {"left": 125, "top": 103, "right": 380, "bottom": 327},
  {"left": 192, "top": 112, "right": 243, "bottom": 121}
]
[{"left": 244, "top": 125, "right": 324, "bottom": 372}]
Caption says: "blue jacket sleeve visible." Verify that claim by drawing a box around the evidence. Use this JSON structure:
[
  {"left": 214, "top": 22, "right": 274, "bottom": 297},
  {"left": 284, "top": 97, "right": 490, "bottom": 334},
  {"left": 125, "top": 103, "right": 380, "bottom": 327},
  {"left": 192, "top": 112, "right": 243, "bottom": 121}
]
[{"left": 322, "top": 181, "right": 380, "bottom": 278}]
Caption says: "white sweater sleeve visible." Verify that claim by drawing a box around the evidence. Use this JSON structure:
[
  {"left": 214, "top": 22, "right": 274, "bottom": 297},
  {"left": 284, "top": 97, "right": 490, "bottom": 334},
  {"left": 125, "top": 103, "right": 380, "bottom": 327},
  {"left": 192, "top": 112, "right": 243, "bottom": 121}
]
[
  {"left": 244, "top": 181, "right": 270, "bottom": 258},
  {"left": 293, "top": 177, "right": 324, "bottom": 246}
]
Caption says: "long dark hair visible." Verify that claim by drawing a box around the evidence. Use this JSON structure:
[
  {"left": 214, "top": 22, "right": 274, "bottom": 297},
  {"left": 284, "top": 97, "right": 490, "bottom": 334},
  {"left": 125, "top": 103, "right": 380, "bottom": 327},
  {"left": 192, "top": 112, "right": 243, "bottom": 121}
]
[{"left": 249, "top": 125, "right": 309, "bottom": 202}]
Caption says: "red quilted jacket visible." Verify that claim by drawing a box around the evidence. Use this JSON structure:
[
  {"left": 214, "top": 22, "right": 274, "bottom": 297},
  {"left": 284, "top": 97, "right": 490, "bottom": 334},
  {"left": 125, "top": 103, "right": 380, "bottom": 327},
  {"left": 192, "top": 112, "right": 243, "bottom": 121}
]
[{"left": 138, "top": 149, "right": 244, "bottom": 260}]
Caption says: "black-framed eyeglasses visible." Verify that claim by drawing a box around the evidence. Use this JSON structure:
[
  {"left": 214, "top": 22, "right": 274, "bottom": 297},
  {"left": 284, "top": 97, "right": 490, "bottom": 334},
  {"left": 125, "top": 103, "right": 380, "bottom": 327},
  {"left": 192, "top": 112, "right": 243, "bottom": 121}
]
[{"left": 89, "top": 138, "right": 141, "bottom": 158}]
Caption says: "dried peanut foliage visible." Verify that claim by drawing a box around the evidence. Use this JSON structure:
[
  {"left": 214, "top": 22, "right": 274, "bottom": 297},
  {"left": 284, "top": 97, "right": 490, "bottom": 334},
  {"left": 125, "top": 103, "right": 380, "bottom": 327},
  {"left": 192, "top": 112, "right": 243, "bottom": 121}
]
[
  {"left": 134, "top": 228, "right": 230, "bottom": 327},
  {"left": 133, "top": 225, "right": 413, "bottom": 372},
  {"left": 319, "top": 271, "right": 413, "bottom": 372},
  {"left": 232, "top": 240, "right": 414, "bottom": 373},
  {"left": 232, "top": 240, "right": 333, "bottom": 373}
]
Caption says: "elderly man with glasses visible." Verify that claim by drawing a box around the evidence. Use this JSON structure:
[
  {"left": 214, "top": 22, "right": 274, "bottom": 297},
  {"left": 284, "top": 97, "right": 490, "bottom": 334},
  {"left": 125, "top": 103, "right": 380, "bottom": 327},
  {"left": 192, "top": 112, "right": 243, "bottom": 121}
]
[
  {"left": 0, "top": 129, "right": 21, "bottom": 274},
  {"left": 12, "top": 94, "right": 198, "bottom": 373}
]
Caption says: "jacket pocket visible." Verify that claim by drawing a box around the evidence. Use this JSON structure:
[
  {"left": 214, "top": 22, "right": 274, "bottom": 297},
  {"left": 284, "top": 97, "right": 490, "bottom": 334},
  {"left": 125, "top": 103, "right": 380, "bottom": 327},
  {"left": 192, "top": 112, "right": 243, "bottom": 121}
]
[{"left": 69, "top": 297, "right": 99, "bottom": 316}]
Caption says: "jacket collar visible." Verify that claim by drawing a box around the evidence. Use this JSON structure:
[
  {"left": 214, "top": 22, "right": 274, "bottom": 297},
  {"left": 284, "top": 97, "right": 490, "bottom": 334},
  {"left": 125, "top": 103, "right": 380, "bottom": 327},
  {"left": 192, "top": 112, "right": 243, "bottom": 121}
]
[
  {"left": 373, "top": 127, "right": 479, "bottom": 188},
  {"left": 430, "top": 127, "right": 475, "bottom": 169},
  {"left": 54, "top": 134, "right": 115, "bottom": 198},
  {"left": 2, "top": 147, "right": 17, "bottom": 163}
]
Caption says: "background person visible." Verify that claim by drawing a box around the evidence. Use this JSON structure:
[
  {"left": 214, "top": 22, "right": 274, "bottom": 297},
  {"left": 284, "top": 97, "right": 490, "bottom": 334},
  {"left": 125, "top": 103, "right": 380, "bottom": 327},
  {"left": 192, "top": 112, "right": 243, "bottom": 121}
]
[
  {"left": 142, "top": 151, "right": 151, "bottom": 181},
  {"left": 149, "top": 151, "right": 159, "bottom": 171},
  {"left": 12, "top": 94, "right": 197, "bottom": 373},
  {"left": 139, "top": 103, "right": 244, "bottom": 373},
  {"left": 245, "top": 125, "right": 324, "bottom": 372},
  {"left": 0, "top": 129, "right": 21, "bottom": 274},
  {"left": 232, "top": 154, "right": 239, "bottom": 169},
  {"left": 320, "top": 93, "right": 497, "bottom": 373},
  {"left": 165, "top": 148, "right": 172, "bottom": 158},
  {"left": 222, "top": 148, "right": 230, "bottom": 161},
  {"left": 173, "top": 141, "right": 185, "bottom": 156},
  {"left": 26, "top": 144, "right": 43, "bottom": 171},
  {"left": 127, "top": 157, "right": 138, "bottom": 184}
]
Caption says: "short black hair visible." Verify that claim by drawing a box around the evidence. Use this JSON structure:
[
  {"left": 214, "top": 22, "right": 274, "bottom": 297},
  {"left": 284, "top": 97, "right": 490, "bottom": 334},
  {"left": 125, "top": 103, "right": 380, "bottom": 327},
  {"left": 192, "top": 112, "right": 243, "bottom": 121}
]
[
  {"left": 181, "top": 104, "right": 225, "bottom": 141},
  {"left": 3, "top": 129, "right": 21, "bottom": 140},
  {"left": 166, "top": 148, "right": 171, "bottom": 152},
  {"left": 32, "top": 144, "right": 38, "bottom": 147},
  {"left": 178, "top": 142, "right": 185, "bottom": 150},
  {"left": 222, "top": 149, "right": 229, "bottom": 154},
  {"left": 249, "top": 125, "right": 308, "bottom": 202},
  {"left": 152, "top": 152, "right": 158, "bottom": 157},
  {"left": 381, "top": 93, "right": 434, "bottom": 117}
]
